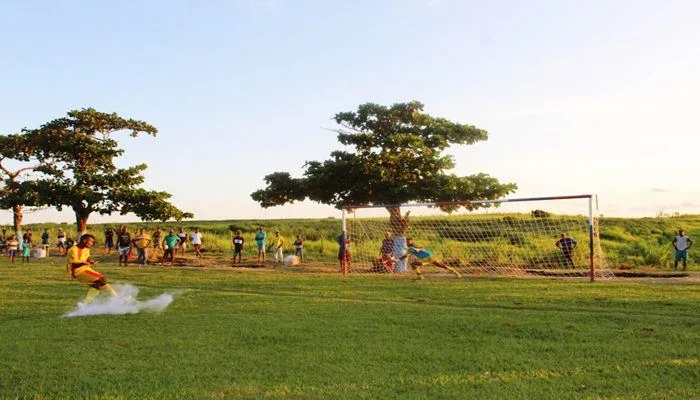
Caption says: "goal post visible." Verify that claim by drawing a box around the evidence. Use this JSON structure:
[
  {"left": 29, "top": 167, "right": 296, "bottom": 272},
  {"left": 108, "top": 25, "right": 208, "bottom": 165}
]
[{"left": 341, "top": 194, "right": 613, "bottom": 281}]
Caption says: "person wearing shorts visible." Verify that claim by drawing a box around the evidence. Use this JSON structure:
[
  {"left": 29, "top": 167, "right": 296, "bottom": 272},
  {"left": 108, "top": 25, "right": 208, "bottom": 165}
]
[
  {"left": 401, "top": 238, "right": 461, "bottom": 280},
  {"left": 6, "top": 235, "right": 19, "bottom": 264},
  {"left": 190, "top": 227, "right": 203, "bottom": 258},
  {"left": 255, "top": 226, "right": 266, "bottom": 263},
  {"left": 56, "top": 228, "right": 66, "bottom": 255},
  {"left": 673, "top": 229, "right": 694, "bottom": 271},
  {"left": 232, "top": 230, "right": 244, "bottom": 263},
  {"left": 337, "top": 231, "right": 351, "bottom": 273},
  {"left": 67, "top": 234, "right": 118, "bottom": 306},
  {"left": 294, "top": 233, "right": 304, "bottom": 263},
  {"left": 116, "top": 225, "right": 132, "bottom": 266},
  {"left": 104, "top": 227, "right": 115, "bottom": 254},
  {"left": 177, "top": 227, "right": 188, "bottom": 256},
  {"left": 161, "top": 229, "right": 180, "bottom": 267}
]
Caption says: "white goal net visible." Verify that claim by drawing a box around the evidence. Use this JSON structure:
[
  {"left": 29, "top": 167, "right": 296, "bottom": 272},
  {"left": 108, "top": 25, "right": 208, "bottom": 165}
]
[{"left": 341, "top": 195, "right": 613, "bottom": 280}]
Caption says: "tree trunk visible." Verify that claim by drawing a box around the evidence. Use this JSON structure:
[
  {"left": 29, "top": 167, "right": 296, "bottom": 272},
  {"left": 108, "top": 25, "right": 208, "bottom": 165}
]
[
  {"left": 75, "top": 210, "right": 90, "bottom": 239},
  {"left": 387, "top": 206, "right": 410, "bottom": 236},
  {"left": 12, "top": 204, "right": 22, "bottom": 239}
]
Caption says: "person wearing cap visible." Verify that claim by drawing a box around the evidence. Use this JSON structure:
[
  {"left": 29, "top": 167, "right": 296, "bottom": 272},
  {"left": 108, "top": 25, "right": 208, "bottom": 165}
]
[
  {"left": 161, "top": 229, "right": 180, "bottom": 267},
  {"left": 555, "top": 232, "right": 577, "bottom": 268},
  {"left": 273, "top": 231, "right": 285, "bottom": 263},
  {"left": 255, "top": 226, "right": 266, "bottom": 263}
]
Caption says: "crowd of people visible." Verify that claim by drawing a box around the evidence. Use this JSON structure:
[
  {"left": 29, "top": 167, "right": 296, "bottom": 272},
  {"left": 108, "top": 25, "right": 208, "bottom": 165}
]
[{"left": 0, "top": 226, "right": 695, "bottom": 273}]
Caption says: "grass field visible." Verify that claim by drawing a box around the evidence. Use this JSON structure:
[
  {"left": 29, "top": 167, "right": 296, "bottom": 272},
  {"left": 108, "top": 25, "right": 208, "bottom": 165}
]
[{"left": 1, "top": 254, "right": 699, "bottom": 399}]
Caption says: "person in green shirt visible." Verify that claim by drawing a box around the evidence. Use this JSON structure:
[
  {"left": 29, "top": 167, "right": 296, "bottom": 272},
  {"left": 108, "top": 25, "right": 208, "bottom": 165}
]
[{"left": 161, "top": 229, "right": 180, "bottom": 267}]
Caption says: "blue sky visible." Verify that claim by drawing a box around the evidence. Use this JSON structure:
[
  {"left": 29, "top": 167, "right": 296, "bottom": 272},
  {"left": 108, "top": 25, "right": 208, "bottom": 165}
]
[{"left": 1, "top": 0, "right": 699, "bottom": 224}]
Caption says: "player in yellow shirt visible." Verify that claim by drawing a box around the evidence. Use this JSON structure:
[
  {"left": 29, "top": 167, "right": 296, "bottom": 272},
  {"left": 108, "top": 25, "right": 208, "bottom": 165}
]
[{"left": 67, "top": 234, "right": 118, "bottom": 305}]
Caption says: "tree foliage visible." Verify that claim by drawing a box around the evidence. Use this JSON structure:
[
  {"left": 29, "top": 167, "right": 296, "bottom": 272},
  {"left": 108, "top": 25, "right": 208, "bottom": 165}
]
[
  {"left": 251, "top": 101, "right": 517, "bottom": 225},
  {"left": 25, "top": 108, "right": 192, "bottom": 234}
]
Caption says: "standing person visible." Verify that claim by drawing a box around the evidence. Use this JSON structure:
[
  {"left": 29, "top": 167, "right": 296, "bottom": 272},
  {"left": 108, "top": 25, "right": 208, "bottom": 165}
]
[
  {"left": 255, "top": 226, "right": 266, "bottom": 263},
  {"left": 672, "top": 229, "right": 694, "bottom": 271},
  {"left": 132, "top": 228, "right": 152, "bottom": 265},
  {"left": 401, "top": 238, "right": 461, "bottom": 280},
  {"left": 338, "top": 231, "right": 351, "bottom": 273},
  {"left": 272, "top": 231, "right": 285, "bottom": 263},
  {"left": 152, "top": 227, "right": 162, "bottom": 250},
  {"left": 21, "top": 237, "right": 32, "bottom": 263},
  {"left": 161, "top": 229, "right": 180, "bottom": 267},
  {"left": 379, "top": 231, "right": 397, "bottom": 272},
  {"left": 6, "top": 235, "right": 19, "bottom": 264},
  {"left": 67, "top": 234, "right": 118, "bottom": 307},
  {"left": 294, "top": 233, "right": 304, "bottom": 263},
  {"left": 232, "top": 230, "right": 244, "bottom": 263},
  {"left": 41, "top": 229, "right": 50, "bottom": 246},
  {"left": 0, "top": 228, "right": 7, "bottom": 255},
  {"left": 22, "top": 228, "right": 33, "bottom": 245},
  {"left": 190, "top": 227, "right": 203, "bottom": 258},
  {"left": 56, "top": 228, "right": 67, "bottom": 255},
  {"left": 177, "top": 227, "right": 188, "bottom": 256},
  {"left": 116, "top": 225, "right": 132, "bottom": 267},
  {"left": 104, "top": 227, "right": 115, "bottom": 254},
  {"left": 555, "top": 232, "right": 577, "bottom": 268}
]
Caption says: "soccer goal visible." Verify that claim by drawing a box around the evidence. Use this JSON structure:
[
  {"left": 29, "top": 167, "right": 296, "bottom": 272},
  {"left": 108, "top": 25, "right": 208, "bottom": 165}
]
[{"left": 340, "top": 195, "right": 613, "bottom": 281}]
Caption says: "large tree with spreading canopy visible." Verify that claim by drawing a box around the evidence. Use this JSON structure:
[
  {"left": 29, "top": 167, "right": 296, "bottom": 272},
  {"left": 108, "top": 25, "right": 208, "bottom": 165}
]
[
  {"left": 27, "top": 108, "right": 192, "bottom": 236},
  {"left": 251, "top": 101, "right": 517, "bottom": 234}
]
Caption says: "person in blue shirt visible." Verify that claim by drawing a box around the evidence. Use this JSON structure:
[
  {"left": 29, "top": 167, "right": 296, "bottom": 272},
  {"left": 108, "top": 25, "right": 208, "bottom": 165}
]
[
  {"left": 338, "top": 231, "right": 351, "bottom": 273},
  {"left": 255, "top": 226, "right": 267, "bottom": 263},
  {"left": 555, "top": 232, "right": 577, "bottom": 268},
  {"left": 401, "top": 238, "right": 461, "bottom": 280}
]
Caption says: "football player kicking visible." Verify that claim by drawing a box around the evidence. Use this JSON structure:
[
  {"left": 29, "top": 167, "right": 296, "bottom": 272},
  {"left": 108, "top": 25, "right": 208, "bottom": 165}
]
[
  {"left": 67, "top": 234, "right": 118, "bottom": 306},
  {"left": 401, "top": 238, "right": 462, "bottom": 280}
]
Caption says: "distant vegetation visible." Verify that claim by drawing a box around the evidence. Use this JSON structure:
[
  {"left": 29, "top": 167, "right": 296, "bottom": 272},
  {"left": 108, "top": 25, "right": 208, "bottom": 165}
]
[{"left": 8, "top": 214, "right": 698, "bottom": 270}]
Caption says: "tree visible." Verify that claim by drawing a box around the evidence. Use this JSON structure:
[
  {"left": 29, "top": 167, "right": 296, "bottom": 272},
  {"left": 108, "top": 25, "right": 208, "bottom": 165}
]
[
  {"left": 0, "top": 133, "right": 49, "bottom": 237},
  {"left": 29, "top": 108, "right": 192, "bottom": 236},
  {"left": 251, "top": 101, "right": 517, "bottom": 234}
]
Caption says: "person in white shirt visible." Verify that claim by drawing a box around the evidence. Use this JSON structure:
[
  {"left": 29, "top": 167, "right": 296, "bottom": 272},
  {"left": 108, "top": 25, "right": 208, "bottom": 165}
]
[
  {"left": 672, "top": 229, "right": 694, "bottom": 271},
  {"left": 190, "top": 227, "right": 203, "bottom": 258}
]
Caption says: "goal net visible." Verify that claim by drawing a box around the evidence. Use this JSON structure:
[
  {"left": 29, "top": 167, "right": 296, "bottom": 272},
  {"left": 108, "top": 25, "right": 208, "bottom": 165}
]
[{"left": 340, "top": 195, "right": 613, "bottom": 280}]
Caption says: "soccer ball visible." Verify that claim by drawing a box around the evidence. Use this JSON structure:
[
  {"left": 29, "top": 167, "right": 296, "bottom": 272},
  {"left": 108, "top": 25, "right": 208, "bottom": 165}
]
[{"left": 284, "top": 255, "right": 300, "bottom": 267}]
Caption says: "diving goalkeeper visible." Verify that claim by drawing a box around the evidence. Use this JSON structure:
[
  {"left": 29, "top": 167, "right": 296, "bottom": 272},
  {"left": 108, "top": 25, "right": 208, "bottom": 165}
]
[
  {"left": 401, "top": 238, "right": 461, "bottom": 280},
  {"left": 67, "top": 234, "right": 118, "bottom": 306}
]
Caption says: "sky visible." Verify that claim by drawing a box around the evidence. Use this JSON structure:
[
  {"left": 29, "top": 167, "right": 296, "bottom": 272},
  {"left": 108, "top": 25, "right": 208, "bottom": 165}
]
[{"left": 1, "top": 0, "right": 699, "bottom": 225}]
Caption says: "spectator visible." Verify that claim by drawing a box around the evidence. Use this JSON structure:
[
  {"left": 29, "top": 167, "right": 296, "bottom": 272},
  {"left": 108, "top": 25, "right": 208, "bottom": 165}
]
[
  {"left": 22, "top": 228, "right": 33, "bottom": 244},
  {"left": 104, "top": 227, "right": 115, "bottom": 254},
  {"left": 57, "top": 228, "right": 67, "bottom": 255},
  {"left": 0, "top": 228, "right": 7, "bottom": 255},
  {"left": 555, "top": 232, "right": 577, "bottom": 268},
  {"left": 191, "top": 227, "right": 203, "bottom": 258},
  {"left": 338, "top": 231, "right": 351, "bottom": 273},
  {"left": 273, "top": 231, "right": 285, "bottom": 263},
  {"left": 294, "top": 233, "right": 304, "bottom": 263},
  {"left": 152, "top": 227, "right": 162, "bottom": 250},
  {"left": 6, "top": 235, "right": 19, "bottom": 264},
  {"left": 379, "top": 231, "right": 397, "bottom": 272},
  {"left": 177, "top": 227, "right": 188, "bottom": 256},
  {"left": 161, "top": 229, "right": 180, "bottom": 267},
  {"left": 41, "top": 229, "right": 50, "bottom": 246},
  {"left": 672, "top": 229, "right": 694, "bottom": 271},
  {"left": 67, "top": 234, "right": 118, "bottom": 307},
  {"left": 232, "top": 230, "right": 244, "bottom": 263},
  {"left": 255, "top": 226, "right": 266, "bottom": 263},
  {"left": 132, "top": 228, "right": 152, "bottom": 265},
  {"left": 117, "top": 225, "right": 132, "bottom": 267},
  {"left": 21, "top": 237, "right": 31, "bottom": 263}
]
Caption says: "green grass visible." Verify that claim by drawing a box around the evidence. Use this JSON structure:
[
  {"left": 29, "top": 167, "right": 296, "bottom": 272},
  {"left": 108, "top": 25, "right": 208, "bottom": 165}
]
[{"left": 1, "top": 257, "right": 698, "bottom": 399}]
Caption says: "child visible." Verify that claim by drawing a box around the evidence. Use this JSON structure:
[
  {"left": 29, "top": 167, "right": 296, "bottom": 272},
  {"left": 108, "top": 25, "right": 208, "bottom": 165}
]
[
  {"left": 232, "top": 230, "right": 244, "bottom": 263},
  {"left": 401, "top": 238, "right": 461, "bottom": 280},
  {"left": 294, "top": 233, "right": 304, "bottom": 263},
  {"left": 6, "top": 235, "right": 19, "bottom": 264},
  {"left": 21, "top": 238, "right": 31, "bottom": 262}
]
